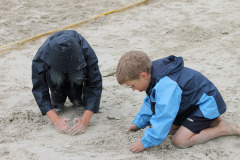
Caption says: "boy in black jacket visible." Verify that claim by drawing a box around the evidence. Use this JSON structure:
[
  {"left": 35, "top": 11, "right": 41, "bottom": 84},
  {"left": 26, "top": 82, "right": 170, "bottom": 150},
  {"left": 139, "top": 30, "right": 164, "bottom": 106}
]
[{"left": 32, "top": 30, "right": 102, "bottom": 135}]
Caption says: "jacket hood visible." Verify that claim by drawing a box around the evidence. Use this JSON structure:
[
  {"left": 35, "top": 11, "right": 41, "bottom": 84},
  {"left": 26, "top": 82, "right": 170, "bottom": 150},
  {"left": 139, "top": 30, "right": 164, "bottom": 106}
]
[
  {"left": 146, "top": 55, "right": 184, "bottom": 95},
  {"left": 40, "top": 30, "right": 86, "bottom": 73}
]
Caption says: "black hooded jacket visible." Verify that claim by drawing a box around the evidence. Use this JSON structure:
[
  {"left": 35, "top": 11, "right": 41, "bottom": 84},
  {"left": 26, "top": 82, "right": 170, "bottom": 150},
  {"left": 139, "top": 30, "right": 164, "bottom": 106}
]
[{"left": 32, "top": 30, "right": 102, "bottom": 115}]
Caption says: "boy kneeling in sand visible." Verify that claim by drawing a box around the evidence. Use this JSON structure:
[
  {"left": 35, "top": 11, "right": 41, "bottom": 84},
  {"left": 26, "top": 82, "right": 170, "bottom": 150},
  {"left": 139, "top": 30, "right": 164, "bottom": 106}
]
[
  {"left": 116, "top": 51, "right": 240, "bottom": 152},
  {"left": 32, "top": 30, "right": 102, "bottom": 135}
]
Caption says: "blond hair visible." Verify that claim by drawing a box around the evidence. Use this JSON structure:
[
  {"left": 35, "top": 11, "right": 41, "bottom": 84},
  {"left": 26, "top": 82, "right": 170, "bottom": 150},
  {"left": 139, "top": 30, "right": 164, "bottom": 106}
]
[{"left": 116, "top": 51, "right": 152, "bottom": 84}]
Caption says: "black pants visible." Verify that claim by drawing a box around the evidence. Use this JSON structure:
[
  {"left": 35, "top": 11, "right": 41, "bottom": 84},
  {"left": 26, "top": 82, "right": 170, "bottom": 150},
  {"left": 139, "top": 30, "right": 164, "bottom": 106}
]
[{"left": 47, "top": 68, "right": 86, "bottom": 106}]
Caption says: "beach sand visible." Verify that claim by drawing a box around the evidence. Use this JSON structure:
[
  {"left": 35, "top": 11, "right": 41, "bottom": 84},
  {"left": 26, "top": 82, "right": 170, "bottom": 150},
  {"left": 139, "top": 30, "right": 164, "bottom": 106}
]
[{"left": 0, "top": 0, "right": 240, "bottom": 159}]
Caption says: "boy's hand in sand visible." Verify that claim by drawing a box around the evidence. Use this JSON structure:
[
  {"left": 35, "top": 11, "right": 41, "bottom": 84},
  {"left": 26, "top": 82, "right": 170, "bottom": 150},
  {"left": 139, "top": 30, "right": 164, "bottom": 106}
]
[
  {"left": 46, "top": 110, "right": 70, "bottom": 134},
  {"left": 68, "top": 118, "right": 87, "bottom": 135},
  {"left": 54, "top": 118, "right": 70, "bottom": 134},
  {"left": 68, "top": 110, "right": 93, "bottom": 136},
  {"left": 130, "top": 138, "right": 145, "bottom": 153},
  {"left": 127, "top": 124, "right": 139, "bottom": 133}
]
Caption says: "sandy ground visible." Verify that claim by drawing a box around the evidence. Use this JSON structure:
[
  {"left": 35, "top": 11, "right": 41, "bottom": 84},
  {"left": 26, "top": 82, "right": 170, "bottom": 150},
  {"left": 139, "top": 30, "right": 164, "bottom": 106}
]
[{"left": 0, "top": 0, "right": 240, "bottom": 159}]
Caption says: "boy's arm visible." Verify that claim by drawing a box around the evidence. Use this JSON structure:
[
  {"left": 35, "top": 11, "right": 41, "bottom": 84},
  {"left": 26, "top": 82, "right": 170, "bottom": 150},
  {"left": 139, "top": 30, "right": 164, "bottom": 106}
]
[
  {"left": 79, "top": 34, "right": 102, "bottom": 113},
  {"left": 32, "top": 59, "right": 52, "bottom": 115},
  {"left": 132, "top": 96, "right": 152, "bottom": 129},
  {"left": 141, "top": 77, "right": 182, "bottom": 149},
  {"left": 32, "top": 56, "right": 70, "bottom": 133}
]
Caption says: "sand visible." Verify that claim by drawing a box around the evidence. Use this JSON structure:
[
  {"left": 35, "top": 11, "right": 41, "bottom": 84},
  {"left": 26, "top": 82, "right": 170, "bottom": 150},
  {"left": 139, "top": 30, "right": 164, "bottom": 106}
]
[{"left": 0, "top": 0, "right": 240, "bottom": 159}]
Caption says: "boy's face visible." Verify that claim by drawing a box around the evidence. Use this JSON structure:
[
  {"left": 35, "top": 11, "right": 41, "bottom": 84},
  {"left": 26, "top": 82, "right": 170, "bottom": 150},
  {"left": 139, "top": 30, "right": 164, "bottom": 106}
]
[{"left": 124, "top": 72, "right": 151, "bottom": 92}]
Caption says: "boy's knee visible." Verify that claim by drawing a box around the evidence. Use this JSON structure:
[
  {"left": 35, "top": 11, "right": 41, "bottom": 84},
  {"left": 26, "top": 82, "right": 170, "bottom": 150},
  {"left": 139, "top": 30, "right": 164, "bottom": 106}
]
[
  {"left": 49, "top": 68, "right": 66, "bottom": 87},
  {"left": 172, "top": 137, "right": 188, "bottom": 149},
  {"left": 68, "top": 69, "right": 86, "bottom": 86},
  {"left": 72, "top": 77, "right": 85, "bottom": 86},
  {"left": 51, "top": 76, "right": 65, "bottom": 87}
]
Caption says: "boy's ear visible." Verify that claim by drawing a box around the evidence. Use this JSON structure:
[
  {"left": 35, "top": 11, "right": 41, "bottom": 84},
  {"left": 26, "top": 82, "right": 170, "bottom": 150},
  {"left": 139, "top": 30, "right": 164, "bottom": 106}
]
[{"left": 140, "top": 72, "right": 148, "bottom": 79}]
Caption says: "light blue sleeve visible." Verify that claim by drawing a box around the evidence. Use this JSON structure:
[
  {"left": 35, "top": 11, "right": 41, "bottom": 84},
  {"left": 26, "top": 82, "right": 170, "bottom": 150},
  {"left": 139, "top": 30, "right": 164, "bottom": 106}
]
[
  {"left": 141, "top": 76, "right": 182, "bottom": 148},
  {"left": 132, "top": 96, "right": 152, "bottom": 129}
]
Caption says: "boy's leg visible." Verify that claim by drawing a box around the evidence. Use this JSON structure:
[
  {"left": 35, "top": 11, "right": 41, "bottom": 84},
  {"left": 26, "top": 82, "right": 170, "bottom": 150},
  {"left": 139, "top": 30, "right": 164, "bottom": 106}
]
[
  {"left": 67, "top": 69, "right": 86, "bottom": 109},
  {"left": 172, "top": 116, "right": 240, "bottom": 148},
  {"left": 48, "top": 68, "right": 67, "bottom": 113}
]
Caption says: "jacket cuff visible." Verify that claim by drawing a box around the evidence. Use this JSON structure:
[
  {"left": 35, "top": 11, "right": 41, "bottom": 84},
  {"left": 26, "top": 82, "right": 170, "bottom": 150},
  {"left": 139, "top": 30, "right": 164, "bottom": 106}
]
[
  {"left": 132, "top": 115, "right": 148, "bottom": 129},
  {"left": 40, "top": 105, "right": 53, "bottom": 115},
  {"left": 141, "top": 136, "right": 153, "bottom": 149}
]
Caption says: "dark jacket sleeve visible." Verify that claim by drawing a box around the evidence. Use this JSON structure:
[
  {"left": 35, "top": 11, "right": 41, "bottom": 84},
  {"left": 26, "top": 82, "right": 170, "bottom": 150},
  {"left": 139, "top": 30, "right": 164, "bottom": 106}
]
[
  {"left": 32, "top": 55, "right": 52, "bottom": 115},
  {"left": 78, "top": 35, "right": 102, "bottom": 113}
]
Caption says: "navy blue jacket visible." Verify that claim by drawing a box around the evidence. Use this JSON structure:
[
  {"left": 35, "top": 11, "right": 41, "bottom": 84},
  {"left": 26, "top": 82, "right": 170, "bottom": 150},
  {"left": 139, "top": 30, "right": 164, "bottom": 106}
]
[
  {"left": 32, "top": 30, "right": 102, "bottom": 115},
  {"left": 133, "top": 55, "right": 226, "bottom": 148}
]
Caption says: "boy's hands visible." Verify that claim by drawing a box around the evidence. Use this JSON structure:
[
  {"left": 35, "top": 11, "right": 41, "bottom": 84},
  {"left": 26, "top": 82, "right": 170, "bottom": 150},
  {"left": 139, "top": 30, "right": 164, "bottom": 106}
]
[
  {"left": 69, "top": 110, "right": 93, "bottom": 135},
  {"left": 68, "top": 110, "right": 93, "bottom": 135},
  {"left": 127, "top": 124, "right": 145, "bottom": 152},
  {"left": 53, "top": 118, "right": 70, "bottom": 133},
  {"left": 68, "top": 118, "right": 87, "bottom": 135},
  {"left": 127, "top": 124, "right": 139, "bottom": 133},
  {"left": 130, "top": 138, "right": 145, "bottom": 153},
  {"left": 47, "top": 109, "right": 93, "bottom": 135},
  {"left": 47, "top": 109, "right": 70, "bottom": 134}
]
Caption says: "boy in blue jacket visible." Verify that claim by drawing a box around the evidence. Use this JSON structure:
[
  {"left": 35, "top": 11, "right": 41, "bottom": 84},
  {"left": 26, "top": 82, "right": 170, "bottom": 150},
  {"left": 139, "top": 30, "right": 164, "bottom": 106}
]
[
  {"left": 116, "top": 51, "right": 240, "bottom": 152},
  {"left": 32, "top": 30, "right": 102, "bottom": 135}
]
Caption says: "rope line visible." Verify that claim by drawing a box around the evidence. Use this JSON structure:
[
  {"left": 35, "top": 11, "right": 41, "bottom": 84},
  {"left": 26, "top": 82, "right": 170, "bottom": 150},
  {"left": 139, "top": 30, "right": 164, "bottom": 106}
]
[{"left": 0, "top": 0, "right": 149, "bottom": 52}]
